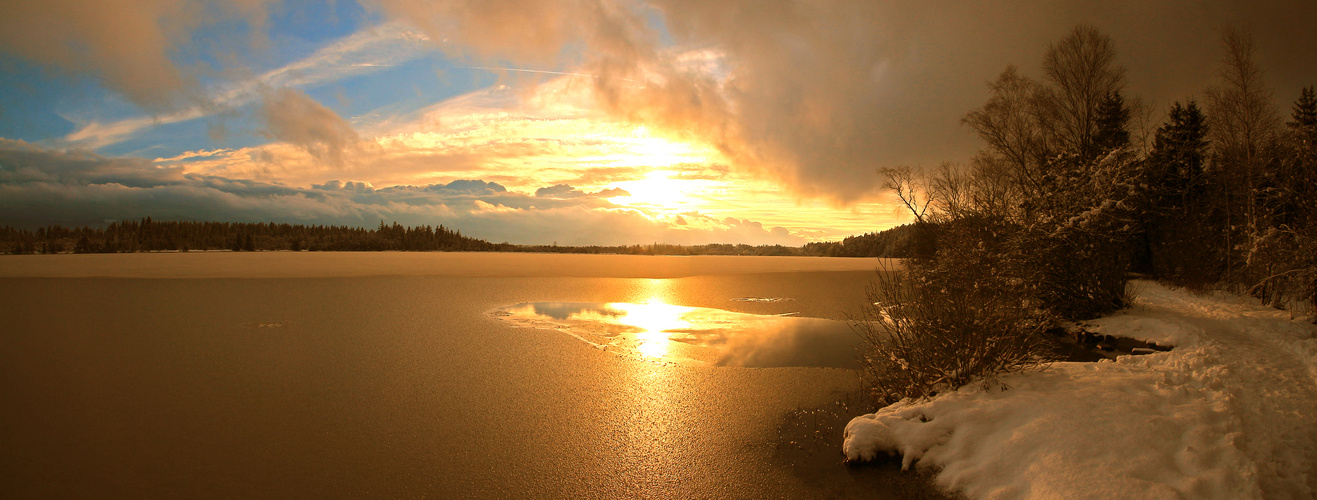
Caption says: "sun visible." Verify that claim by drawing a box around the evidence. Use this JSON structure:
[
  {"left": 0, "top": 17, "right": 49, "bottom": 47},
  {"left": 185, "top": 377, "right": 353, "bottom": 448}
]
[{"left": 612, "top": 170, "right": 690, "bottom": 209}]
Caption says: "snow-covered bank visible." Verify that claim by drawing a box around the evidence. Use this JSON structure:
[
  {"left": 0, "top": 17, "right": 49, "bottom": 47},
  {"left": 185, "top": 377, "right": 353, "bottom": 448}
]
[{"left": 843, "top": 281, "right": 1317, "bottom": 499}]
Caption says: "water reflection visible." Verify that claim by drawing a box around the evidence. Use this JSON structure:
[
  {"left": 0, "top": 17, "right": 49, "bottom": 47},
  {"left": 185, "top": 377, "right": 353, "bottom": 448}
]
[{"left": 492, "top": 301, "right": 859, "bottom": 368}]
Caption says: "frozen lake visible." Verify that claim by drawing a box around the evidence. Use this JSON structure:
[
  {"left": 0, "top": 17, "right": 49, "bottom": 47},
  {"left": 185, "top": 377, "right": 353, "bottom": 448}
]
[{"left": 0, "top": 252, "right": 945, "bottom": 498}]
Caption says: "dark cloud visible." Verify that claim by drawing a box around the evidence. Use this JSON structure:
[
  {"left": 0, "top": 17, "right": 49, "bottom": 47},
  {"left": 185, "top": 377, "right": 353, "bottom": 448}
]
[{"left": 0, "top": 139, "right": 186, "bottom": 187}]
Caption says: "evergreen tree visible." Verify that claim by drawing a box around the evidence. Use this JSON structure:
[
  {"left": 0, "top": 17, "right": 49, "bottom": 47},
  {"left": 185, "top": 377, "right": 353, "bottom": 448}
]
[
  {"left": 1093, "top": 91, "right": 1132, "bottom": 153},
  {"left": 1276, "top": 86, "right": 1317, "bottom": 229},
  {"left": 1140, "top": 100, "right": 1218, "bottom": 280},
  {"left": 1150, "top": 100, "right": 1210, "bottom": 207},
  {"left": 1290, "top": 85, "right": 1317, "bottom": 131}
]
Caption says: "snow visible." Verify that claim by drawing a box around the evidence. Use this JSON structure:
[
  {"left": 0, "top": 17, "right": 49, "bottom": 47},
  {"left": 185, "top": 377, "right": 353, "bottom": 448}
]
[{"left": 843, "top": 280, "right": 1317, "bottom": 499}]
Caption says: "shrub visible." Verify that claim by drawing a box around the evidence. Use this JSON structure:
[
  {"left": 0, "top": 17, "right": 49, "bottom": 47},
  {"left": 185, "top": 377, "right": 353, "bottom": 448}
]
[
  {"left": 853, "top": 262, "right": 1057, "bottom": 406},
  {"left": 1245, "top": 226, "right": 1317, "bottom": 319}
]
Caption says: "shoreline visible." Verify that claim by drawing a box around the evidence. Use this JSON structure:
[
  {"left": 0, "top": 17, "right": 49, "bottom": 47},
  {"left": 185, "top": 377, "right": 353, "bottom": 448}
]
[{"left": 0, "top": 252, "right": 897, "bottom": 279}]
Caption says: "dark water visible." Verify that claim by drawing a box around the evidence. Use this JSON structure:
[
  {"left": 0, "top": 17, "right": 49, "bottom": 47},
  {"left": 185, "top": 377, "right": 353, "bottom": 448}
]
[{"left": 0, "top": 253, "right": 950, "bottom": 498}]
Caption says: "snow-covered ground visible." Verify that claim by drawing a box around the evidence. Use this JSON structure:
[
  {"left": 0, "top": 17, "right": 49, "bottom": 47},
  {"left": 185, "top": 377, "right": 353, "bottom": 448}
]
[{"left": 843, "top": 281, "right": 1317, "bottom": 499}]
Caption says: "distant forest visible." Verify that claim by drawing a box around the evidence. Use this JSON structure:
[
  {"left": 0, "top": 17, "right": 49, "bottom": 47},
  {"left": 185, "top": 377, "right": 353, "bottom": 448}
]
[{"left": 0, "top": 218, "right": 920, "bottom": 258}]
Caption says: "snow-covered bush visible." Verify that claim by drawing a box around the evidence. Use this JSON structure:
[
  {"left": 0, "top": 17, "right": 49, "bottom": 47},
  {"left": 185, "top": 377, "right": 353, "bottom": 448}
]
[{"left": 1245, "top": 226, "right": 1317, "bottom": 319}]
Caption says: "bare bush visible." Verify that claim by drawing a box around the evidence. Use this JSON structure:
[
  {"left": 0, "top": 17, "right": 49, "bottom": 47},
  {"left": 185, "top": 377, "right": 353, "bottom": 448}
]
[{"left": 853, "top": 263, "right": 1057, "bottom": 406}]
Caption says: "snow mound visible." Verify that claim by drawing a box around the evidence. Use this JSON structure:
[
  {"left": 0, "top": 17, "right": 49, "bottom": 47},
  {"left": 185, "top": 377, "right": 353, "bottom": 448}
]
[
  {"left": 844, "top": 281, "right": 1317, "bottom": 500},
  {"left": 1085, "top": 314, "right": 1203, "bottom": 347}
]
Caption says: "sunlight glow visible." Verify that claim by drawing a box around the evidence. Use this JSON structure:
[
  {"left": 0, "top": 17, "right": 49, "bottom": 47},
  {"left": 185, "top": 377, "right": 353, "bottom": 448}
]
[
  {"left": 608, "top": 300, "right": 693, "bottom": 358},
  {"left": 621, "top": 136, "right": 699, "bottom": 168},
  {"left": 612, "top": 170, "right": 690, "bottom": 209}
]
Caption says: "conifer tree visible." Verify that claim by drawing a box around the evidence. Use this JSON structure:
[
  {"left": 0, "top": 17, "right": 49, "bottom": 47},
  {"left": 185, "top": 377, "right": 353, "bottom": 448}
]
[
  {"left": 1093, "top": 91, "right": 1132, "bottom": 153},
  {"left": 1290, "top": 86, "right": 1317, "bottom": 131},
  {"left": 1150, "top": 100, "right": 1210, "bottom": 206}
]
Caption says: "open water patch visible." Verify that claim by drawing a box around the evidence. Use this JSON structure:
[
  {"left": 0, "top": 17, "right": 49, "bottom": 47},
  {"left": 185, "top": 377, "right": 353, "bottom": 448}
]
[
  {"left": 775, "top": 392, "right": 965, "bottom": 500},
  {"left": 491, "top": 301, "right": 860, "bottom": 368}
]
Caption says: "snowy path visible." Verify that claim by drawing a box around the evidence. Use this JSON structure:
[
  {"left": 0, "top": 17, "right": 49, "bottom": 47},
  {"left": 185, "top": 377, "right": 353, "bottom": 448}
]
[
  {"left": 1137, "top": 286, "right": 1317, "bottom": 498},
  {"left": 843, "top": 282, "right": 1317, "bottom": 499}
]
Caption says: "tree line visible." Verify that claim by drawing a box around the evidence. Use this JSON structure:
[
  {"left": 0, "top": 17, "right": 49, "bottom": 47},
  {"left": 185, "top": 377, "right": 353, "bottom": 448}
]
[
  {"left": 0, "top": 219, "right": 497, "bottom": 254},
  {"left": 0, "top": 218, "right": 920, "bottom": 258}
]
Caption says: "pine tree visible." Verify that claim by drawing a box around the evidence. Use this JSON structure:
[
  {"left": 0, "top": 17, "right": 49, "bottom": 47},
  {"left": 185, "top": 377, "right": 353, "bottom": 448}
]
[
  {"left": 1290, "top": 86, "right": 1317, "bottom": 131},
  {"left": 1276, "top": 86, "right": 1317, "bottom": 229},
  {"left": 1093, "top": 91, "right": 1131, "bottom": 154},
  {"left": 1150, "top": 100, "right": 1210, "bottom": 205},
  {"left": 1140, "top": 100, "right": 1216, "bottom": 280}
]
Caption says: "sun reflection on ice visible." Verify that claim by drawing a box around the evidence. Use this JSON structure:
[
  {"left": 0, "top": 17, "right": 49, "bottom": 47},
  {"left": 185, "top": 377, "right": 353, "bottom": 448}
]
[
  {"left": 608, "top": 301, "right": 693, "bottom": 359},
  {"left": 490, "top": 297, "right": 860, "bottom": 368}
]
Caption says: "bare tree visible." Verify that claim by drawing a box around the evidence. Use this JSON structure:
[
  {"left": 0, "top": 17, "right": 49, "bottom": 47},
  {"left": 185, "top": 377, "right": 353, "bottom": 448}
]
[
  {"left": 1205, "top": 27, "right": 1282, "bottom": 276},
  {"left": 966, "top": 152, "right": 1020, "bottom": 217},
  {"left": 879, "top": 166, "right": 935, "bottom": 224},
  {"left": 930, "top": 162, "right": 972, "bottom": 219},
  {"left": 962, "top": 66, "right": 1051, "bottom": 201},
  {"left": 1041, "top": 24, "right": 1126, "bottom": 159}
]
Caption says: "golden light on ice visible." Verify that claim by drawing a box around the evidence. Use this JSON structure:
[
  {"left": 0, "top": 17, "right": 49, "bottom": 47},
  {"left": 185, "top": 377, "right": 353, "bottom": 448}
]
[{"left": 609, "top": 300, "right": 692, "bottom": 358}]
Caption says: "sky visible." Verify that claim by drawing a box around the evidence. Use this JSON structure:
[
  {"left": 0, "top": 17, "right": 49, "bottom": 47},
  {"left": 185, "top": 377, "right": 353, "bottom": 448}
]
[{"left": 1, "top": 0, "right": 1315, "bottom": 246}]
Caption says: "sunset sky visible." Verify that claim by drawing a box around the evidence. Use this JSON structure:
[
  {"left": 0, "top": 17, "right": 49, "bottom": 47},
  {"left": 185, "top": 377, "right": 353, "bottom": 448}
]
[{"left": 2, "top": 0, "right": 1315, "bottom": 245}]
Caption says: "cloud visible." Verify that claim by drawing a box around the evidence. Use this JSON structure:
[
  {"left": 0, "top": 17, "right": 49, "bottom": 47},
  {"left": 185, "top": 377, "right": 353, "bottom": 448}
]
[
  {"left": 534, "top": 184, "right": 629, "bottom": 199},
  {"left": 156, "top": 80, "right": 729, "bottom": 190},
  {"left": 0, "top": 0, "right": 277, "bottom": 113},
  {"left": 367, "top": 0, "right": 654, "bottom": 65},
  {"left": 137, "top": 82, "right": 909, "bottom": 240},
  {"left": 59, "top": 21, "right": 434, "bottom": 149},
  {"left": 0, "top": 138, "right": 187, "bottom": 187},
  {"left": 425, "top": 179, "right": 507, "bottom": 194},
  {"left": 0, "top": 139, "right": 804, "bottom": 245},
  {"left": 313, "top": 180, "right": 376, "bottom": 193},
  {"left": 141, "top": 77, "right": 912, "bottom": 239},
  {"left": 259, "top": 87, "right": 360, "bottom": 161},
  {"left": 369, "top": 0, "right": 1317, "bottom": 204}
]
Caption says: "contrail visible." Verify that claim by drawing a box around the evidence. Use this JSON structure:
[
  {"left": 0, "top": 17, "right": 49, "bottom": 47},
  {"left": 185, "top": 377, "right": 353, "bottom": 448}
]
[{"left": 466, "top": 66, "right": 600, "bottom": 78}]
